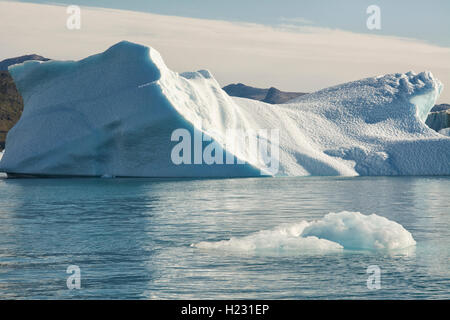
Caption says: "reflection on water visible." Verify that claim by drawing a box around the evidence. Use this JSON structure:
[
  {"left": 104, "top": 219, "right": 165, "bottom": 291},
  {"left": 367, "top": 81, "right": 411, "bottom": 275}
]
[{"left": 0, "top": 176, "right": 448, "bottom": 299}]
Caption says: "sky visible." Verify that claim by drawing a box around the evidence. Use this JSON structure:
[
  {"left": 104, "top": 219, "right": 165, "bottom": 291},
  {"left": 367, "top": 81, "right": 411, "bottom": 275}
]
[
  {"left": 1, "top": 0, "right": 450, "bottom": 102},
  {"left": 14, "top": 0, "right": 450, "bottom": 47}
]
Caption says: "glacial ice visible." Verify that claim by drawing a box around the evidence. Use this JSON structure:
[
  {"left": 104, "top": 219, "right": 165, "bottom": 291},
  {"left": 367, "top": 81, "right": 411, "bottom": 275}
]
[
  {"left": 192, "top": 221, "right": 344, "bottom": 254},
  {"left": 192, "top": 211, "right": 416, "bottom": 255},
  {"left": 0, "top": 41, "right": 449, "bottom": 177},
  {"left": 301, "top": 211, "right": 416, "bottom": 250}
]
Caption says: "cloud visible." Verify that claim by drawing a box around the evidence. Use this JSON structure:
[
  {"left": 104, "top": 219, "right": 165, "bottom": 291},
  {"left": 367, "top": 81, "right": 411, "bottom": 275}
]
[
  {"left": 1, "top": 1, "right": 449, "bottom": 102},
  {"left": 279, "top": 16, "right": 315, "bottom": 25}
]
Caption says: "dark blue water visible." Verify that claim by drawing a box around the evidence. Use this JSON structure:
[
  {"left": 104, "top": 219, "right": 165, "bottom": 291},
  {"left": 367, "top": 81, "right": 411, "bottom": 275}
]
[{"left": 0, "top": 176, "right": 448, "bottom": 299}]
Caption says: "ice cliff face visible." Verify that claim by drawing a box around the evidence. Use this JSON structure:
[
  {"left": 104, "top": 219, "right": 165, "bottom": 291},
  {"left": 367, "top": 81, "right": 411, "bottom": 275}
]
[
  {"left": 0, "top": 41, "right": 449, "bottom": 177},
  {"left": 0, "top": 42, "right": 260, "bottom": 177}
]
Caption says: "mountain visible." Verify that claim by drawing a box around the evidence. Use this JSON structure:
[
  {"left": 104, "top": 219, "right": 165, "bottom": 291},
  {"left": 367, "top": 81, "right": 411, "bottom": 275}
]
[
  {"left": 426, "top": 109, "right": 450, "bottom": 132},
  {"left": 222, "top": 83, "right": 269, "bottom": 101},
  {"left": 0, "top": 41, "right": 448, "bottom": 177},
  {"left": 430, "top": 103, "right": 450, "bottom": 112},
  {"left": 262, "top": 87, "right": 306, "bottom": 104},
  {"left": 0, "top": 71, "right": 23, "bottom": 149},
  {"left": 0, "top": 55, "right": 50, "bottom": 149},
  {"left": 0, "top": 54, "right": 49, "bottom": 71},
  {"left": 222, "top": 83, "right": 305, "bottom": 104},
  {"left": 425, "top": 104, "right": 450, "bottom": 133}
]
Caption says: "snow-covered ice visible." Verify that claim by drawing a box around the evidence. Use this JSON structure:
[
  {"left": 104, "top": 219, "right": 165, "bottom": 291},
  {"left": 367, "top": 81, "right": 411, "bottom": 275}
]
[
  {"left": 0, "top": 41, "right": 449, "bottom": 177},
  {"left": 301, "top": 211, "right": 416, "bottom": 250},
  {"left": 192, "top": 220, "right": 344, "bottom": 254},
  {"left": 192, "top": 211, "right": 416, "bottom": 255}
]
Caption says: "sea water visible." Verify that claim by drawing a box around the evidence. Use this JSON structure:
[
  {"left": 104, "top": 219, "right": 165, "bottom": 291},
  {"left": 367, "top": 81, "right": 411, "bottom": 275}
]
[{"left": 0, "top": 176, "right": 448, "bottom": 299}]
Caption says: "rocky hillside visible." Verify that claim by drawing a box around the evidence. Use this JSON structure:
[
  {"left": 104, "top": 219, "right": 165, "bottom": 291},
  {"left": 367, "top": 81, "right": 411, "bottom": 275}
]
[
  {"left": 262, "top": 87, "right": 306, "bottom": 104},
  {"left": 0, "top": 71, "right": 23, "bottom": 149},
  {"left": 0, "top": 55, "right": 50, "bottom": 149},
  {"left": 222, "top": 83, "right": 270, "bottom": 101},
  {"left": 430, "top": 103, "right": 450, "bottom": 113},
  {"left": 426, "top": 104, "right": 450, "bottom": 132}
]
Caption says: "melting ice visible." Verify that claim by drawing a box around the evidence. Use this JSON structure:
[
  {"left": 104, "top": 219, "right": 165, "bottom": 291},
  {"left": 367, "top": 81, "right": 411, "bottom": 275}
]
[
  {"left": 192, "top": 211, "right": 416, "bottom": 255},
  {"left": 0, "top": 41, "right": 449, "bottom": 177}
]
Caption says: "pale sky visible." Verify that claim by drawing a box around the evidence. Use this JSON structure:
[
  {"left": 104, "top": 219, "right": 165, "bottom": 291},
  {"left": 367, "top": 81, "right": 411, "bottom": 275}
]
[
  {"left": 13, "top": 0, "right": 450, "bottom": 48},
  {"left": 1, "top": 1, "right": 450, "bottom": 102}
]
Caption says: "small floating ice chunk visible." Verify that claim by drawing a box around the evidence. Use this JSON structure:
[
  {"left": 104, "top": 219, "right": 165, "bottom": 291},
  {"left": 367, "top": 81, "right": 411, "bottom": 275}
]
[
  {"left": 302, "top": 211, "right": 416, "bottom": 250},
  {"left": 192, "top": 221, "right": 343, "bottom": 254},
  {"left": 192, "top": 211, "right": 416, "bottom": 255},
  {"left": 101, "top": 174, "right": 115, "bottom": 178}
]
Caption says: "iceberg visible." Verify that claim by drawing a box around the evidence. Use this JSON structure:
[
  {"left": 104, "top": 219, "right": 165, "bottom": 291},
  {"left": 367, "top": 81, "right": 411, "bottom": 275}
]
[
  {"left": 0, "top": 41, "right": 449, "bottom": 177},
  {"left": 192, "top": 211, "right": 416, "bottom": 255}
]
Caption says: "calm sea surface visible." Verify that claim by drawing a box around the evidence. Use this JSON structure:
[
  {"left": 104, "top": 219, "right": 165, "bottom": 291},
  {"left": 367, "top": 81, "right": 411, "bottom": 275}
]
[{"left": 0, "top": 176, "right": 448, "bottom": 299}]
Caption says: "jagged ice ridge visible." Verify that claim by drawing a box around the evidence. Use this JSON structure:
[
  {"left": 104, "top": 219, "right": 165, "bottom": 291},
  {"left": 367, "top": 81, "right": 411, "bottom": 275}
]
[{"left": 0, "top": 41, "right": 449, "bottom": 177}]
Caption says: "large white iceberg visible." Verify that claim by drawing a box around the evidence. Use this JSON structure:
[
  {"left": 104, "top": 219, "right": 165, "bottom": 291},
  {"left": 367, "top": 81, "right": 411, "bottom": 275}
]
[{"left": 0, "top": 41, "right": 449, "bottom": 177}]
